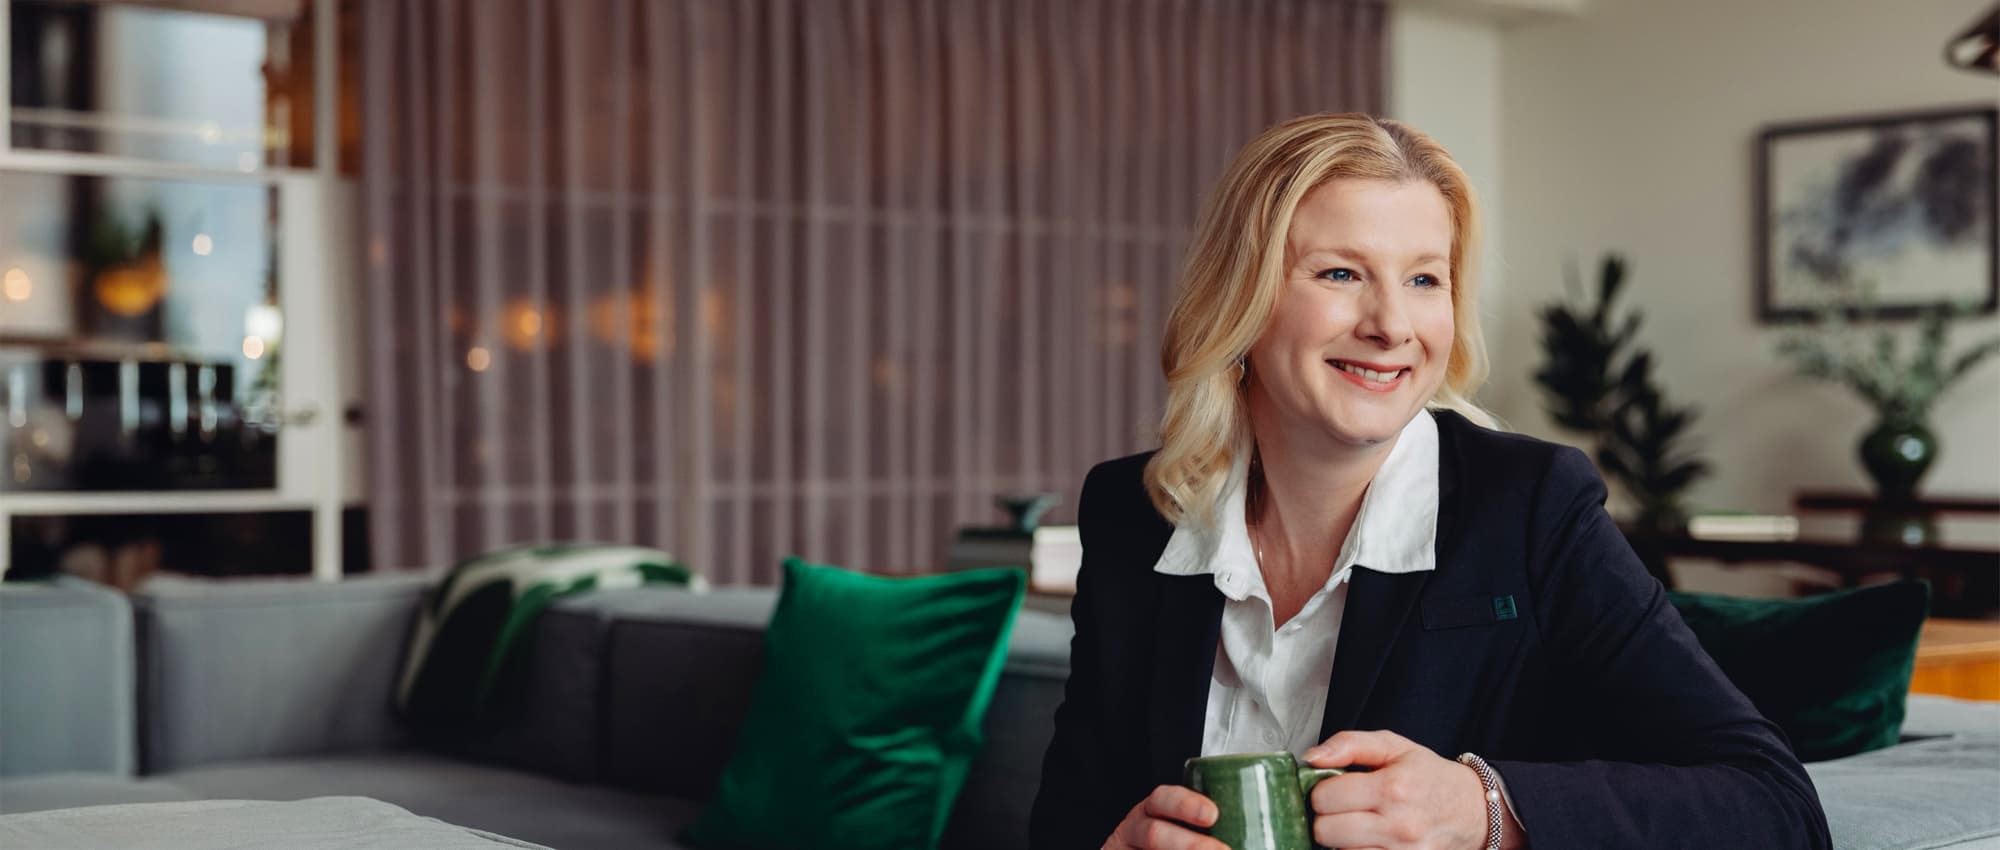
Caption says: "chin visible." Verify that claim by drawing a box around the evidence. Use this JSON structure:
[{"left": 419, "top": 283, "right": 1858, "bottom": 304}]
[{"left": 1320, "top": 412, "right": 1411, "bottom": 447}]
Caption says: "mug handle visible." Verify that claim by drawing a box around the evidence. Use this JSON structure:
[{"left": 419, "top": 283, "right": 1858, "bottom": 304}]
[{"left": 1295, "top": 765, "right": 1348, "bottom": 798}]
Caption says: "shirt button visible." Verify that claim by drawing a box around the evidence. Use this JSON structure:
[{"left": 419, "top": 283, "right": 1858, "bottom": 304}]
[{"left": 1264, "top": 731, "right": 1281, "bottom": 745}]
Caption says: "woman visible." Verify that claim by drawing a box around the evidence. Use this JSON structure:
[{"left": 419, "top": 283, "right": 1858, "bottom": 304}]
[{"left": 1029, "top": 114, "right": 1829, "bottom": 850}]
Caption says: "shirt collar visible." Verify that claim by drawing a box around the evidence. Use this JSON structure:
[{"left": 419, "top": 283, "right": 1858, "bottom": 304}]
[{"left": 1152, "top": 408, "right": 1439, "bottom": 595}]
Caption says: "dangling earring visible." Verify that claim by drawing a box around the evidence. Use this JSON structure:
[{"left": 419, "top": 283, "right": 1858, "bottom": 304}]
[{"left": 1235, "top": 356, "right": 1248, "bottom": 386}]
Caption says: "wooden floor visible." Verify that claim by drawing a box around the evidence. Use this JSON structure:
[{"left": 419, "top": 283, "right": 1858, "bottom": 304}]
[{"left": 1912, "top": 618, "right": 2000, "bottom": 701}]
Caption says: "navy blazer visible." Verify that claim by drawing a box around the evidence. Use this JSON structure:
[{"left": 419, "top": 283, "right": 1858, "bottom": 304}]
[{"left": 1030, "top": 410, "right": 1830, "bottom": 849}]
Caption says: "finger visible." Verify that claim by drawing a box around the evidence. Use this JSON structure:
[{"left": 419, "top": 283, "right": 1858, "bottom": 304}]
[
  {"left": 1308, "top": 767, "right": 1387, "bottom": 814},
  {"left": 1303, "top": 729, "right": 1416, "bottom": 768},
  {"left": 1312, "top": 810, "right": 1401, "bottom": 849},
  {"left": 1143, "top": 785, "right": 1220, "bottom": 828},
  {"left": 1116, "top": 813, "right": 1230, "bottom": 850}
]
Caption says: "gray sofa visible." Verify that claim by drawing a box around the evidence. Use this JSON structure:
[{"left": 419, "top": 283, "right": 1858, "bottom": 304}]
[
  {"left": 0, "top": 574, "right": 1067, "bottom": 849},
  {"left": 2, "top": 574, "right": 1998, "bottom": 850}
]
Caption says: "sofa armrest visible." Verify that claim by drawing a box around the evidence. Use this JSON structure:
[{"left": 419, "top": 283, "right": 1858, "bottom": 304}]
[
  {"left": 0, "top": 577, "right": 136, "bottom": 777},
  {"left": 133, "top": 572, "right": 431, "bottom": 774}
]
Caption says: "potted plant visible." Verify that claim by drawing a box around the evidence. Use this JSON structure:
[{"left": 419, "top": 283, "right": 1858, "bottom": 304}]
[
  {"left": 1776, "top": 284, "right": 2000, "bottom": 544},
  {"left": 1535, "top": 255, "right": 1709, "bottom": 584}
]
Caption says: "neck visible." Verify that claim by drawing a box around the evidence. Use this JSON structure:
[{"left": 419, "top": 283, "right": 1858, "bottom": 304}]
[{"left": 1245, "top": 404, "right": 1401, "bottom": 581}]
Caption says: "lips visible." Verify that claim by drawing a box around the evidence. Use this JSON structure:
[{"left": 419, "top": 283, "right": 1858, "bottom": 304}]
[{"left": 1329, "top": 359, "right": 1409, "bottom": 386}]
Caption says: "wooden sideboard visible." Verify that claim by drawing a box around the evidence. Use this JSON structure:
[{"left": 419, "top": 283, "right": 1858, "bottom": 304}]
[{"left": 1912, "top": 618, "right": 2000, "bottom": 701}]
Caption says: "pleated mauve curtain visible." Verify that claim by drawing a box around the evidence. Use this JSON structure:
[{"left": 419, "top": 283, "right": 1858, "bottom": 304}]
[{"left": 359, "top": 0, "right": 1387, "bottom": 582}]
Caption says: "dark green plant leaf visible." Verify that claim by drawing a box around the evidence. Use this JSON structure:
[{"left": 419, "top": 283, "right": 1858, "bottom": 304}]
[
  {"left": 1657, "top": 460, "right": 1710, "bottom": 493},
  {"left": 1948, "top": 336, "right": 2000, "bottom": 382},
  {"left": 1596, "top": 255, "right": 1627, "bottom": 322}
]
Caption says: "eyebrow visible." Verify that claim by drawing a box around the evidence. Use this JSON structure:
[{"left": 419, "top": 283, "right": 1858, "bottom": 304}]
[{"left": 1296, "top": 246, "right": 1450, "bottom": 266}]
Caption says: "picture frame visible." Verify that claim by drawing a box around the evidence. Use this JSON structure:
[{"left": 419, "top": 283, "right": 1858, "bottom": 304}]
[{"left": 1755, "top": 105, "right": 1998, "bottom": 322}]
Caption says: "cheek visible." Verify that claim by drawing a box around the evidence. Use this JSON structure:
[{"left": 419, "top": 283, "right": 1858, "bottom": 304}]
[
  {"left": 1264, "top": 289, "right": 1355, "bottom": 350},
  {"left": 1254, "top": 298, "right": 1333, "bottom": 363},
  {"left": 1417, "top": 301, "right": 1456, "bottom": 360}
]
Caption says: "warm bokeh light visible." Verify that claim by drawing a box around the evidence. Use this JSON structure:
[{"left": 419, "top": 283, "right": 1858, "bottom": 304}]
[
  {"left": 467, "top": 346, "right": 492, "bottom": 372},
  {"left": 95, "top": 257, "right": 167, "bottom": 317},
  {"left": 242, "top": 336, "right": 267, "bottom": 359},
  {"left": 192, "top": 234, "right": 214, "bottom": 256},
  {"left": 590, "top": 290, "right": 673, "bottom": 362},
  {"left": 501, "top": 300, "right": 550, "bottom": 352},
  {"left": 2, "top": 267, "right": 30, "bottom": 302}
]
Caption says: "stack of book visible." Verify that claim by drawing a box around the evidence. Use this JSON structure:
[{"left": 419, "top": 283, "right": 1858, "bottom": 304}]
[
  {"left": 1686, "top": 514, "right": 1801, "bottom": 542},
  {"left": 947, "top": 525, "right": 1082, "bottom": 594}
]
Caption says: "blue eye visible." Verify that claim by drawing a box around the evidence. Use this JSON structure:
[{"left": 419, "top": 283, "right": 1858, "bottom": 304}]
[
  {"left": 1319, "top": 268, "right": 1358, "bottom": 282},
  {"left": 1410, "top": 274, "right": 1442, "bottom": 288}
]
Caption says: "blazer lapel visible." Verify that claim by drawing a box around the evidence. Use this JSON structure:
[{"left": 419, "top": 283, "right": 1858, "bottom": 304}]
[
  {"left": 1317, "top": 568, "right": 1428, "bottom": 739},
  {"left": 1148, "top": 573, "right": 1224, "bottom": 784},
  {"left": 1317, "top": 411, "right": 1465, "bottom": 741}
]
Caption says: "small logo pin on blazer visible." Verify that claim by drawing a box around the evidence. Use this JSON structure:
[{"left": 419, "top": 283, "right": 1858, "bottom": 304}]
[{"left": 1492, "top": 595, "right": 1518, "bottom": 621}]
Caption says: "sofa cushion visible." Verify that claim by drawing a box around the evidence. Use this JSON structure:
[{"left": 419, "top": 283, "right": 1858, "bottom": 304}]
[
  {"left": 163, "top": 751, "right": 690, "bottom": 850},
  {"left": 398, "top": 543, "right": 699, "bottom": 727},
  {"left": 0, "top": 772, "right": 196, "bottom": 814},
  {"left": 0, "top": 578, "right": 136, "bottom": 777},
  {"left": 425, "top": 595, "right": 615, "bottom": 782},
  {"left": 579, "top": 583, "right": 1072, "bottom": 850},
  {"left": 1904, "top": 694, "right": 2000, "bottom": 739},
  {"left": 594, "top": 586, "right": 777, "bottom": 799},
  {"left": 1809, "top": 731, "right": 2000, "bottom": 850},
  {"left": 938, "top": 607, "right": 1069, "bottom": 850},
  {"left": 1668, "top": 581, "right": 1929, "bottom": 761},
  {"left": 133, "top": 574, "right": 430, "bottom": 773},
  {"left": 680, "top": 559, "right": 1026, "bottom": 850}
]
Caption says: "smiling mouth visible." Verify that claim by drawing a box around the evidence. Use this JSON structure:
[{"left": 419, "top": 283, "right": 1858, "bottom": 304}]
[{"left": 1329, "top": 359, "right": 1408, "bottom": 385}]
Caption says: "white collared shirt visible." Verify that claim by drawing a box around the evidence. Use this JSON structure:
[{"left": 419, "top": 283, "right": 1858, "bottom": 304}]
[{"left": 1152, "top": 408, "right": 1440, "bottom": 758}]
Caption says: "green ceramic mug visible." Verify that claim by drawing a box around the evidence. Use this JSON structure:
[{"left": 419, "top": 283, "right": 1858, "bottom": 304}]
[{"left": 1183, "top": 752, "right": 1353, "bottom": 850}]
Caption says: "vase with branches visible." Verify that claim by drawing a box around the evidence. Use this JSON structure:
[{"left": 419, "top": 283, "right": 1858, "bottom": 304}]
[{"left": 1776, "top": 283, "right": 2000, "bottom": 543}]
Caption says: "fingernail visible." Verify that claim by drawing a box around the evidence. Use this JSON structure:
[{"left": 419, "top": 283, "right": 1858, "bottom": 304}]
[
  {"left": 1303, "top": 747, "right": 1328, "bottom": 762},
  {"left": 1203, "top": 804, "right": 1219, "bottom": 824}
]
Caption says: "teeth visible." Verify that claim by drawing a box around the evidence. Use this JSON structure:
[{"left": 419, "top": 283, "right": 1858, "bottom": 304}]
[{"left": 1336, "top": 361, "right": 1403, "bottom": 383}]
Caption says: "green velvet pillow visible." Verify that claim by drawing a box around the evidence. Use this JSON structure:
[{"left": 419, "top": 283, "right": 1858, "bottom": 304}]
[
  {"left": 680, "top": 558, "right": 1027, "bottom": 850},
  {"left": 1668, "top": 581, "right": 1929, "bottom": 762}
]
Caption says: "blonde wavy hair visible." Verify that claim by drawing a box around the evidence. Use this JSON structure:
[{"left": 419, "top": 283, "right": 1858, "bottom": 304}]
[{"left": 1144, "top": 113, "right": 1498, "bottom": 527}]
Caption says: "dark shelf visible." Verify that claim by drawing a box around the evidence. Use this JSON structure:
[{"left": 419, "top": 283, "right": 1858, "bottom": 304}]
[{"left": 1794, "top": 491, "right": 2000, "bottom": 514}]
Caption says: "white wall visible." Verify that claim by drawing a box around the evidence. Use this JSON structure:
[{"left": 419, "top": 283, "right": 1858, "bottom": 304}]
[
  {"left": 1388, "top": 4, "right": 1511, "bottom": 399},
  {"left": 1493, "top": 0, "right": 2000, "bottom": 522}
]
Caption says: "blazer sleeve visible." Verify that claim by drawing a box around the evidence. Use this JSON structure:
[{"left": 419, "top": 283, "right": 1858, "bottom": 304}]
[
  {"left": 1030, "top": 461, "right": 1140, "bottom": 849},
  {"left": 1488, "top": 447, "right": 1831, "bottom": 849}
]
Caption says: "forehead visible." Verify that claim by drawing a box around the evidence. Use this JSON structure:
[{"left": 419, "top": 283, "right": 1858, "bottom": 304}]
[{"left": 1285, "top": 178, "right": 1453, "bottom": 260}]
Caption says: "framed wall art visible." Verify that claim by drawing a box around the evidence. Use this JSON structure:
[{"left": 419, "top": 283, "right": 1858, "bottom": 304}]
[{"left": 1756, "top": 105, "right": 1998, "bottom": 321}]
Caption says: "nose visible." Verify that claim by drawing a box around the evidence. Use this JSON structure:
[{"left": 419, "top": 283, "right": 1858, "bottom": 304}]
[{"left": 1353, "top": 284, "right": 1413, "bottom": 349}]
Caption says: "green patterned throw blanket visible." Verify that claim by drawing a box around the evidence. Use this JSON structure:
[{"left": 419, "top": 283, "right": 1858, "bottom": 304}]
[{"left": 396, "top": 542, "right": 704, "bottom": 723}]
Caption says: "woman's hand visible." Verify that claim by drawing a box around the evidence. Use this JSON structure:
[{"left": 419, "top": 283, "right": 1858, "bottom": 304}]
[
  {"left": 1103, "top": 785, "right": 1231, "bottom": 850},
  {"left": 1303, "top": 730, "right": 1524, "bottom": 850}
]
